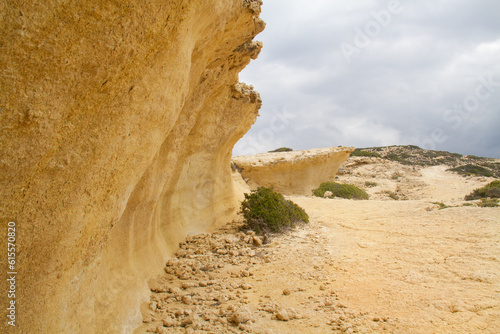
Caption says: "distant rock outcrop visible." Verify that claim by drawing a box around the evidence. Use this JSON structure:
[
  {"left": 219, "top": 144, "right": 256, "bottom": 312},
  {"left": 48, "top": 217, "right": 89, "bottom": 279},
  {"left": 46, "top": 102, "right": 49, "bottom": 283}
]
[
  {"left": 0, "top": 1, "right": 264, "bottom": 332},
  {"left": 233, "top": 147, "right": 355, "bottom": 195}
]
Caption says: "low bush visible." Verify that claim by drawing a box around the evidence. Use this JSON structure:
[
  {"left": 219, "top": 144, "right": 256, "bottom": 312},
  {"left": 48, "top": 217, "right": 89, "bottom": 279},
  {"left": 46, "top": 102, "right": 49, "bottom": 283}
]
[
  {"left": 449, "top": 164, "right": 493, "bottom": 177},
  {"left": 383, "top": 190, "right": 399, "bottom": 201},
  {"left": 477, "top": 198, "right": 499, "bottom": 208},
  {"left": 313, "top": 182, "right": 369, "bottom": 200},
  {"left": 432, "top": 202, "right": 449, "bottom": 210},
  {"left": 386, "top": 153, "right": 400, "bottom": 162},
  {"left": 465, "top": 180, "right": 500, "bottom": 200},
  {"left": 351, "top": 149, "right": 381, "bottom": 158},
  {"left": 268, "top": 147, "right": 293, "bottom": 153},
  {"left": 240, "top": 187, "right": 309, "bottom": 233},
  {"left": 364, "top": 181, "right": 378, "bottom": 188}
]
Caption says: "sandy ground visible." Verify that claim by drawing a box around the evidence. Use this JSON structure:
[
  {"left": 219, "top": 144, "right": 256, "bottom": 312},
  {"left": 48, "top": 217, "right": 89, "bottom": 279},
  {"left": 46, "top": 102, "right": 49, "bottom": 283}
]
[{"left": 136, "top": 163, "right": 499, "bottom": 333}]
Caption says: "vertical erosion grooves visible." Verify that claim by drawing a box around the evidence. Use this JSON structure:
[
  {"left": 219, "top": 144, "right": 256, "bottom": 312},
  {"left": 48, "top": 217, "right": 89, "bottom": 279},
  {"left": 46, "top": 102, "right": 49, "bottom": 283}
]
[{"left": 0, "top": 0, "right": 264, "bottom": 332}]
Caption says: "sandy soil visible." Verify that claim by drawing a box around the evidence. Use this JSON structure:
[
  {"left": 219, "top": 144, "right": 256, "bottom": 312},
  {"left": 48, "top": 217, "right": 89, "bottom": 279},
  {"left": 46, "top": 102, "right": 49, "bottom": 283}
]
[{"left": 136, "top": 162, "right": 499, "bottom": 333}]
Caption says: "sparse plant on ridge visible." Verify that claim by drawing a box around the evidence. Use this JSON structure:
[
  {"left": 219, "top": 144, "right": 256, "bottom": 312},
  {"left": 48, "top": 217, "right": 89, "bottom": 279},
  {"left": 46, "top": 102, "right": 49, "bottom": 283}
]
[
  {"left": 351, "top": 149, "right": 381, "bottom": 158},
  {"left": 268, "top": 147, "right": 293, "bottom": 153}
]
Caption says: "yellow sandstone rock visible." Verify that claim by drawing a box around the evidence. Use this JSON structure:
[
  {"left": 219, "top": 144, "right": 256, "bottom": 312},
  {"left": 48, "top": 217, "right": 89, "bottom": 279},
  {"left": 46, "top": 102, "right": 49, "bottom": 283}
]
[
  {"left": 233, "top": 147, "right": 355, "bottom": 195},
  {"left": 0, "top": 0, "right": 264, "bottom": 332}
]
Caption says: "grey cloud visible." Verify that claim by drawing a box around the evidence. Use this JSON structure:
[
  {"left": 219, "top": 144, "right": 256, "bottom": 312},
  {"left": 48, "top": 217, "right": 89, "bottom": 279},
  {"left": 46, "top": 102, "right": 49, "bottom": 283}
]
[{"left": 235, "top": 0, "right": 500, "bottom": 158}]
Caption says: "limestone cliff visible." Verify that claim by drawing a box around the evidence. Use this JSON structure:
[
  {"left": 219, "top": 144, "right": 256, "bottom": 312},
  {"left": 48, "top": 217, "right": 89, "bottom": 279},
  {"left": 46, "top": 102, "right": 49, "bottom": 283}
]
[
  {"left": 233, "top": 147, "right": 355, "bottom": 195},
  {"left": 0, "top": 1, "right": 264, "bottom": 333}
]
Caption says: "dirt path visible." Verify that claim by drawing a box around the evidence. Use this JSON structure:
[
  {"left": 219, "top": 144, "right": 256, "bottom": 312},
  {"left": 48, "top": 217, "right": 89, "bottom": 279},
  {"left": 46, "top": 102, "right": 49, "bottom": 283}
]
[
  {"left": 291, "top": 197, "right": 500, "bottom": 333},
  {"left": 136, "top": 166, "right": 499, "bottom": 333}
]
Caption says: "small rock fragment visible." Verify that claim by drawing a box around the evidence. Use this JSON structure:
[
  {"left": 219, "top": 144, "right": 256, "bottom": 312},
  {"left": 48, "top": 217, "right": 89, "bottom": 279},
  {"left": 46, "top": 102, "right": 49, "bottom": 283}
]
[
  {"left": 252, "top": 236, "right": 263, "bottom": 246},
  {"left": 228, "top": 307, "right": 253, "bottom": 324},
  {"left": 239, "top": 323, "right": 254, "bottom": 332},
  {"left": 182, "top": 295, "right": 193, "bottom": 305},
  {"left": 162, "top": 318, "right": 177, "bottom": 327},
  {"left": 181, "top": 282, "right": 198, "bottom": 289},
  {"left": 180, "top": 315, "right": 194, "bottom": 327},
  {"left": 155, "top": 326, "right": 167, "bottom": 334},
  {"left": 150, "top": 283, "right": 168, "bottom": 293},
  {"left": 324, "top": 298, "right": 334, "bottom": 306},
  {"left": 275, "top": 308, "right": 297, "bottom": 321}
]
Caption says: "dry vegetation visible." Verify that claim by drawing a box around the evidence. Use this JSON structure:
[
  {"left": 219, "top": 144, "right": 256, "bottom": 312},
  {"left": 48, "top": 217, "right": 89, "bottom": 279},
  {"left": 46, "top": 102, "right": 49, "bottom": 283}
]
[{"left": 352, "top": 145, "right": 500, "bottom": 178}]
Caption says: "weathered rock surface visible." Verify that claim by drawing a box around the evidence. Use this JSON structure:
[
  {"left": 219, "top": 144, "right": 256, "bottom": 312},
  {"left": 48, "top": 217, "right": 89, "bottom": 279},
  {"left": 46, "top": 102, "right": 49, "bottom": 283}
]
[
  {"left": 0, "top": 1, "right": 264, "bottom": 333},
  {"left": 232, "top": 147, "right": 355, "bottom": 195}
]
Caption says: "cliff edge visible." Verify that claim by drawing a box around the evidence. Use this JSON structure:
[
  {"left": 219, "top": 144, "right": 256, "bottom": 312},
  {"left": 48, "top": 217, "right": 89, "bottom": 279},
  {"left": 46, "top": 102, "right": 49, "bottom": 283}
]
[
  {"left": 233, "top": 147, "right": 355, "bottom": 195},
  {"left": 0, "top": 1, "right": 264, "bottom": 332}
]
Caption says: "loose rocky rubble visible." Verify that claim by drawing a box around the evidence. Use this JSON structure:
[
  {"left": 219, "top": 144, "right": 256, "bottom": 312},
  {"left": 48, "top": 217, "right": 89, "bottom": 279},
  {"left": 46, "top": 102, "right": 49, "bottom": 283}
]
[{"left": 137, "top": 226, "right": 398, "bottom": 333}]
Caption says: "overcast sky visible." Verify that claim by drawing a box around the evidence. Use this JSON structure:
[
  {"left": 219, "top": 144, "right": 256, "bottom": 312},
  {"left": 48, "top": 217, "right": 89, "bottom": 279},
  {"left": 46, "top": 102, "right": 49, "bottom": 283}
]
[{"left": 234, "top": 0, "right": 500, "bottom": 158}]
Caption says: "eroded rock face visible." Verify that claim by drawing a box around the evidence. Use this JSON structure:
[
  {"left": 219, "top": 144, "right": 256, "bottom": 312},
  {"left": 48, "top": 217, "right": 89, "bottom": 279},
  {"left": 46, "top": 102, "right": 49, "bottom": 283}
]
[
  {"left": 232, "top": 147, "right": 355, "bottom": 195},
  {"left": 0, "top": 1, "right": 264, "bottom": 332}
]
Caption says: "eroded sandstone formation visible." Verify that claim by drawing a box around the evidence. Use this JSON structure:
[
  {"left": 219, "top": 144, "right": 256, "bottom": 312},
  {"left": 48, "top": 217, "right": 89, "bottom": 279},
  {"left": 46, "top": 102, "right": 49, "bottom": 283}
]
[
  {"left": 0, "top": 1, "right": 264, "bottom": 332},
  {"left": 232, "top": 147, "right": 355, "bottom": 195}
]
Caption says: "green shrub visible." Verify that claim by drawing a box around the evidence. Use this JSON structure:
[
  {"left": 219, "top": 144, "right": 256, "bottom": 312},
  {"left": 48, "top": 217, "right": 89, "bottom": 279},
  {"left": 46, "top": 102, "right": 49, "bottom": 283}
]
[
  {"left": 240, "top": 187, "right": 309, "bottom": 233},
  {"left": 449, "top": 164, "right": 493, "bottom": 177},
  {"left": 312, "top": 182, "right": 369, "bottom": 200},
  {"left": 268, "top": 147, "right": 293, "bottom": 153},
  {"left": 383, "top": 190, "right": 399, "bottom": 200},
  {"left": 364, "top": 181, "right": 378, "bottom": 188},
  {"left": 386, "top": 153, "right": 400, "bottom": 162},
  {"left": 351, "top": 149, "right": 381, "bottom": 158},
  {"left": 465, "top": 180, "right": 500, "bottom": 200},
  {"left": 432, "top": 202, "right": 449, "bottom": 210},
  {"left": 477, "top": 198, "right": 499, "bottom": 208}
]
